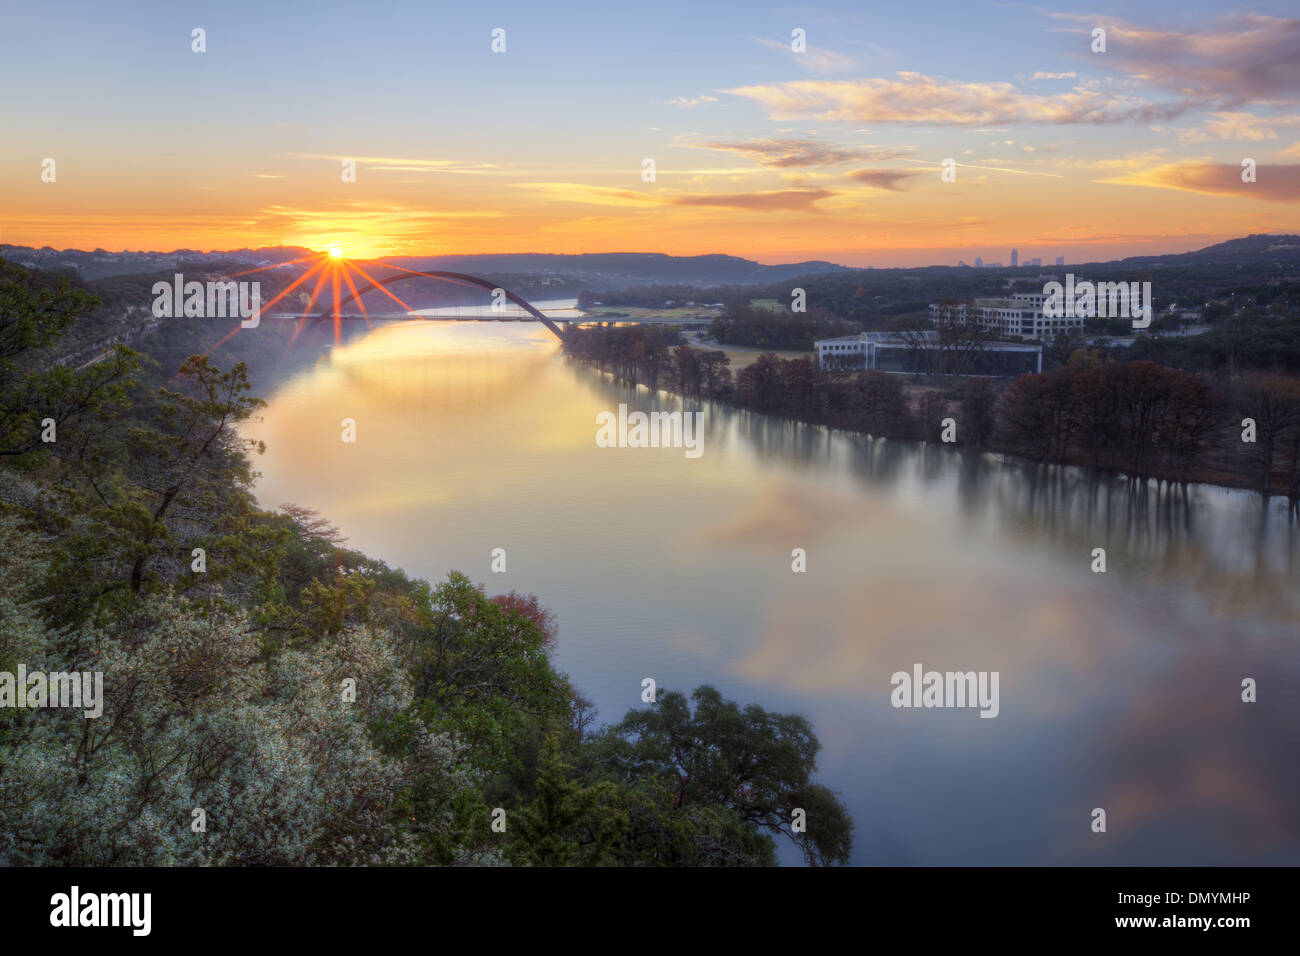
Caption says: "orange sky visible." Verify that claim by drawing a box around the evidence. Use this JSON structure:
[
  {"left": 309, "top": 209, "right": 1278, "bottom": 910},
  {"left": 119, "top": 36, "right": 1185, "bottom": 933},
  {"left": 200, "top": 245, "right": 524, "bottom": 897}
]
[{"left": 3, "top": 4, "right": 1297, "bottom": 266}]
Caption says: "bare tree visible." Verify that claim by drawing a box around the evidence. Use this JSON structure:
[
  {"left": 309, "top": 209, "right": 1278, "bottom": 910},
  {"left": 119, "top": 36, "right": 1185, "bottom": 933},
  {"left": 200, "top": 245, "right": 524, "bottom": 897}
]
[{"left": 900, "top": 302, "right": 996, "bottom": 377}]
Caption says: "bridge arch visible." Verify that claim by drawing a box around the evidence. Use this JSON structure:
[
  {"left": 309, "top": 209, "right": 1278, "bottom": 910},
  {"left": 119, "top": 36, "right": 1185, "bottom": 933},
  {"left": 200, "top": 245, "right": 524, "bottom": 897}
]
[{"left": 315, "top": 268, "right": 565, "bottom": 339}]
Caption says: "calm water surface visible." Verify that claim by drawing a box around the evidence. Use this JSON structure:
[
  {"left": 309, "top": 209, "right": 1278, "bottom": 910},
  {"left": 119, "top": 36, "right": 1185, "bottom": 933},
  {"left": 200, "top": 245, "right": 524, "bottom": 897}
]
[{"left": 245, "top": 321, "right": 1300, "bottom": 865}]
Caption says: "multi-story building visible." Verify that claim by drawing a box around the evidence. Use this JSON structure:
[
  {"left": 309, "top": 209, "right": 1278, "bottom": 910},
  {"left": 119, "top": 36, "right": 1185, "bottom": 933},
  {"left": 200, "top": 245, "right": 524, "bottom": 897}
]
[
  {"left": 814, "top": 331, "right": 1042, "bottom": 375},
  {"left": 929, "top": 287, "right": 1088, "bottom": 340}
]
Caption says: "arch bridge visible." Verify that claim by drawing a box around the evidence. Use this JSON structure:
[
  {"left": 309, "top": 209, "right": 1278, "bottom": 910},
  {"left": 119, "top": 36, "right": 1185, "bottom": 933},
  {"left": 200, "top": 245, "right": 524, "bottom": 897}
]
[{"left": 312, "top": 268, "right": 565, "bottom": 340}]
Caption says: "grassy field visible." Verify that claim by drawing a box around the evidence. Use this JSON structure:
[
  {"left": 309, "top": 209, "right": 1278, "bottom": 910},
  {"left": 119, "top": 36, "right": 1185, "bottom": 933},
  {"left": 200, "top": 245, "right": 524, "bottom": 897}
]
[
  {"left": 584, "top": 306, "right": 715, "bottom": 320},
  {"left": 688, "top": 339, "right": 810, "bottom": 371}
]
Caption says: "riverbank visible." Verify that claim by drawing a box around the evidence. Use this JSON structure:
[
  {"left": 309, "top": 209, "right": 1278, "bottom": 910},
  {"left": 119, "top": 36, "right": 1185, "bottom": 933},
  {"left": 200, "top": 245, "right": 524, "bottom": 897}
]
[{"left": 561, "top": 323, "right": 1300, "bottom": 504}]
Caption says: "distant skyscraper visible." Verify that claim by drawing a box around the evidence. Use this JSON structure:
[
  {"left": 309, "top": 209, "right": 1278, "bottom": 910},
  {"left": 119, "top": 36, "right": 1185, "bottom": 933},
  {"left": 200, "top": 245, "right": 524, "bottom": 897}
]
[
  {"left": 975, "top": 256, "right": 984, "bottom": 268},
  {"left": 1056, "top": 255, "right": 1065, "bottom": 266},
  {"left": 1029, "top": 257, "right": 1042, "bottom": 267},
  {"left": 1010, "top": 249, "right": 1019, "bottom": 268}
]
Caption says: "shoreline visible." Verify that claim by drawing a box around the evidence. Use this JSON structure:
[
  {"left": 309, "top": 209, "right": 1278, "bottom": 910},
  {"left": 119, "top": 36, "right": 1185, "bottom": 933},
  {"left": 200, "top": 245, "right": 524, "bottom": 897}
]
[{"left": 563, "top": 346, "right": 1297, "bottom": 506}]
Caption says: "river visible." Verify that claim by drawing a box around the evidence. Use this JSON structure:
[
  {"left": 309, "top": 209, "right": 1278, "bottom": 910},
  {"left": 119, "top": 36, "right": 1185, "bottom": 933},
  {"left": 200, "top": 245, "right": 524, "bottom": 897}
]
[{"left": 244, "top": 319, "right": 1300, "bottom": 865}]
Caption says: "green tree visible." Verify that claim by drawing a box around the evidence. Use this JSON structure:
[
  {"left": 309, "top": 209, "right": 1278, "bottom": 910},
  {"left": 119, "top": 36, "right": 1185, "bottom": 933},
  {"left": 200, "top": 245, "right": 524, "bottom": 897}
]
[
  {"left": 589, "top": 685, "right": 854, "bottom": 865},
  {"left": 119, "top": 355, "right": 269, "bottom": 595},
  {"left": 0, "top": 260, "right": 138, "bottom": 459}
]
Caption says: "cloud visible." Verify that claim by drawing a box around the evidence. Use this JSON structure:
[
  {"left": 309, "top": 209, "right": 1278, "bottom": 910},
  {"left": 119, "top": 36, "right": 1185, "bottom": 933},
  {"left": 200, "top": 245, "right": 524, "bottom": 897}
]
[
  {"left": 514, "top": 183, "right": 660, "bottom": 207},
  {"left": 845, "top": 168, "right": 921, "bottom": 190},
  {"left": 1049, "top": 13, "right": 1300, "bottom": 105},
  {"left": 750, "top": 36, "right": 857, "bottom": 74},
  {"left": 288, "top": 153, "right": 497, "bottom": 173},
  {"left": 666, "top": 94, "right": 718, "bottom": 108},
  {"left": 731, "top": 17, "right": 1300, "bottom": 130},
  {"left": 1100, "top": 162, "right": 1300, "bottom": 202},
  {"left": 668, "top": 189, "right": 835, "bottom": 211},
  {"left": 257, "top": 202, "right": 504, "bottom": 224},
  {"left": 514, "top": 183, "right": 834, "bottom": 212},
  {"left": 1174, "top": 111, "right": 1300, "bottom": 143},
  {"left": 908, "top": 158, "right": 1065, "bottom": 179},
  {"left": 726, "top": 73, "right": 1188, "bottom": 126},
  {"left": 692, "top": 137, "right": 911, "bottom": 168}
]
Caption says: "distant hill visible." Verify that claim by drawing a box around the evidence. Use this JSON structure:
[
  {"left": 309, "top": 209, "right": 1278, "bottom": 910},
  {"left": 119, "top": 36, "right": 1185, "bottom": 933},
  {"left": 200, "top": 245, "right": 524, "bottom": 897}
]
[
  {"left": 386, "top": 252, "right": 848, "bottom": 286},
  {"left": 5, "top": 236, "right": 1299, "bottom": 289},
  {"left": 0, "top": 246, "right": 846, "bottom": 286},
  {"left": 0, "top": 245, "right": 311, "bottom": 281},
  {"left": 1109, "top": 234, "right": 1300, "bottom": 267}
]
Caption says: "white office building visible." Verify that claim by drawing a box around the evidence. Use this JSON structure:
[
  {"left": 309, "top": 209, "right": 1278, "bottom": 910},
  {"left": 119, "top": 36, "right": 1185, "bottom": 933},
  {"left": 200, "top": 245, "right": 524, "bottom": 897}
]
[
  {"left": 814, "top": 331, "right": 1041, "bottom": 375},
  {"left": 929, "top": 288, "right": 1087, "bottom": 340}
]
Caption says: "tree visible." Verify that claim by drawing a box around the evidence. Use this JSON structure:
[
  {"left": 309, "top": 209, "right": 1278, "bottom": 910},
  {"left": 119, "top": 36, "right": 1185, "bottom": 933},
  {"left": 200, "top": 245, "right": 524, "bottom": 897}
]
[
  {"left": 0, "top": 260, "right": 138, "bottom": 459},
  {"left": 999, "top": 372, "right": 1073, "bottom": 461},
  {"left": 1236, "top": 375, "right": 1300, "bottom": 496},
  {"left": 671, "top": 344, "right": 701, "bottom": 397},
  {"left": 510, "top": 735, "right": 619, "bottom": 866},
  {"left": 900, "top": 304, "right": 995, "bottom": 377},
  {"left": 410, "top": 572, "right": 569, "bottom": 775},
  {"left": 120, "top": 355, "right": 269, "bottom": 595},
  {"left": 960, "top": 377, "right": 998, "bottom": 448},
  {"left": 853, "top": 371, "right": 913, "bottom": 437},
  {"left": 589, "top": 685, "right": 854, "bottom": 865},
  {"left": 918, "top": 390, "right": 947, "bottom": 441},
  {"left": 490, "top": 590, "right": 559, "bottom": 654},
  {"left": 736, "top": 353, "right": 786, "bottom": 413},
  {"left": 697, "top": 349, "right": 732, "bottom": 397}
]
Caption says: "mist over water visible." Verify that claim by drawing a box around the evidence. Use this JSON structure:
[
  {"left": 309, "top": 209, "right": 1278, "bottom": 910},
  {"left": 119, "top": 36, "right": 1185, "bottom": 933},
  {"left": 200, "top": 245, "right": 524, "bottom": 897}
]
[{"left": 245, "top": 321, "right": 1300, "bottom": 865}]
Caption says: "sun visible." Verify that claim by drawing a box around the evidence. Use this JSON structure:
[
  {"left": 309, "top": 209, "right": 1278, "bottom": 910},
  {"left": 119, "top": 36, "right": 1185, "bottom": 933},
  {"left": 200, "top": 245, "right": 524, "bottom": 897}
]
[{"left": 214, "top": 244, "right": 436, "bottom": 352}]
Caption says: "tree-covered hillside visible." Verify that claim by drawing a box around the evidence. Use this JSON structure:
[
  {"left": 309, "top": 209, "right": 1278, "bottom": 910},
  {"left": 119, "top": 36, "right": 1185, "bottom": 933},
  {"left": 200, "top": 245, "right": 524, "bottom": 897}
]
[{"left": 0, "top": 260, "right": 852, "bottom": 866}]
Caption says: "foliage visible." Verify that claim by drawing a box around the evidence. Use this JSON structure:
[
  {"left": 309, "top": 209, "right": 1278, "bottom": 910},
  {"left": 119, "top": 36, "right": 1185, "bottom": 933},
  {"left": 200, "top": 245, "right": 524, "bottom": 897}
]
[{"left": 0, "top": 261, "right": 853, "bottom": 866}]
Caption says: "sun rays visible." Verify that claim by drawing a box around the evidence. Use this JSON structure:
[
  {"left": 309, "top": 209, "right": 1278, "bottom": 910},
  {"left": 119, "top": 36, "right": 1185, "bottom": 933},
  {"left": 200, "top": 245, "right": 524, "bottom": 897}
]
[{"left": 206, "top": 249, "right": 426, "bottom": 356}]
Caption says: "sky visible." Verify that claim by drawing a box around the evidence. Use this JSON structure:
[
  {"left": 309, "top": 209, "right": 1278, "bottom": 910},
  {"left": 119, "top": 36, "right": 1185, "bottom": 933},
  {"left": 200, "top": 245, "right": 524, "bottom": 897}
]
[{"left": 1, "top": 0, "right": 1298, "bottom": 266}]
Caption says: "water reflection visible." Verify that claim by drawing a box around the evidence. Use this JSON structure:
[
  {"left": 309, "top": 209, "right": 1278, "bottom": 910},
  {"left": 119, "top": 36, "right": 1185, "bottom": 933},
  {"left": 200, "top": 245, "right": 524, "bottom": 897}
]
[
  {"left": 247, "top": 322, "right": 1299, "bottom": 865},
  {"left": 580, "top": 367, "right": 1300, "bottom": 634}
]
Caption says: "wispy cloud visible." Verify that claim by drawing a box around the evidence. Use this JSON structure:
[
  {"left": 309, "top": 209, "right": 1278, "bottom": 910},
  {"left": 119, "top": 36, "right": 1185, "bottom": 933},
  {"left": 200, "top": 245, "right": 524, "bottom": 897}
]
[
  {"left": 288, "top": 153, "right": 498, "bottom": 173},
  {"left": 514, "top": 183, "right": 660, "bottom": 207},
  {"left": 667, "top": 188, "right": 834, "bottom": 211},
  {"left": 1100, "top": 162, "right": 1300, "bottom": 202},
  {"left": 845, "top": 168, "right": 922, "bottom": 190},
  {"left": 516, "top": 182, "right": 836, "bottom": 212},
  {"left": 1172, "top": 111, "right": 1300, "bottom": 143},
  {"left": 666, "top": 94, "right": 718, "bottom": 108},
  {"left": 1047, "top": 13, "right": 1300, "bottom": 105},
  {"left": 727, "top": 73, "right": 1188, "bottom": 126},
  {"left": 750, "top": 36, "right": 857, "bottom": 74},
  {"left": 256, "top": 202, "right": 505, "bottom": 225},
  {"left": 691, "top": 137, "right": 912, "bottom": 168},
  {"left": 901, "top": 158, "right": 1064, "bottom": 178}
]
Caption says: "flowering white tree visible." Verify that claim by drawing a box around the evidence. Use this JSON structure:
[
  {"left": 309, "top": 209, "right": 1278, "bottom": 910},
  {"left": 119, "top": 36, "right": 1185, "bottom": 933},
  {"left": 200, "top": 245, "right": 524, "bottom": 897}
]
[{"left": 0, "top": 519, "right": 481, "bottom": 865}]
